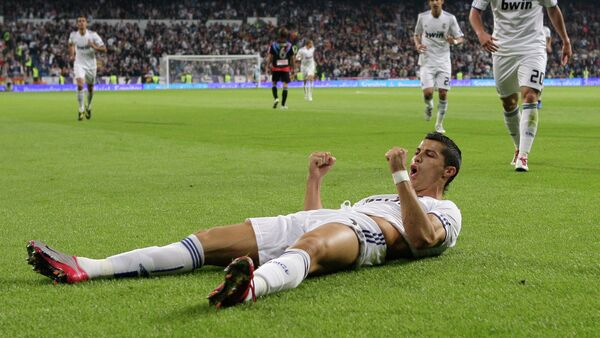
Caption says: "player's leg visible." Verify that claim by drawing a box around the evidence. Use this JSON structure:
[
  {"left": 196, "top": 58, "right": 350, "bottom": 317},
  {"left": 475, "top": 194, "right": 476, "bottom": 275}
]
[
  {"left": 272, "top": 73, "right": 279, "bottom": 108},
  {"left": 85, "top": 69, "right": 96, "bottom": 119},
  {"left": 434, "top": 71, "right": 451, "bottom": 133},
  {"left": 515, "top": 54, "right": 546, "bottom": 172},
  {"left": 208, "top": 222, "right": 360, "bottom": 308},
  {"left": 74, "top": 64, "right": 85, "bottom": 120},
  {"left": 281, "top": 72, "right": 290, "bottom": 109},
  {"left": 27, "top": 221, "right": 260, "bottom": 284},
  {"left": 420, "top": 67, "right": 434, "bottom": 121},
  {"left": 493, "top": 55, "right": 521, "bottom": 165}
]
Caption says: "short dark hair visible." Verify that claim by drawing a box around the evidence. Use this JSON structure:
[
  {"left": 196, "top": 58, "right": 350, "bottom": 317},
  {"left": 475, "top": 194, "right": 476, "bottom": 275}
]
[
  {"left": 425, "top": 132, "right": 461, "bottom": 191},
  {"left": 278, "top": 28, "right": 289, "bottom": 40}
]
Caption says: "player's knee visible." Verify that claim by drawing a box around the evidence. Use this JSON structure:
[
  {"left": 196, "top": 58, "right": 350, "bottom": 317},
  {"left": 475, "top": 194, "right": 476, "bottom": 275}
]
[
  {"left": 423, "top": 90, "right": 433, "bottom": 100},
  {"left": 501, "top": 95, "right": 518, "bottom": 111},
  {"left": 522, "top": 90, "right": 539, "bottom": 104},
  {"left": 439, "top": 91, "right": 448, "bottom": 100},
  {"left": 291, "top": 234, "right": 326, "bottom": 263}
]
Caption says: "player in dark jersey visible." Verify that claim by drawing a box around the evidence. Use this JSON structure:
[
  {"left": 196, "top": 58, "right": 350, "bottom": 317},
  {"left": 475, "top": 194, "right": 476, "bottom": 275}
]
[{"left": 265, "top": 28, "right": 296, "bottom": 109}]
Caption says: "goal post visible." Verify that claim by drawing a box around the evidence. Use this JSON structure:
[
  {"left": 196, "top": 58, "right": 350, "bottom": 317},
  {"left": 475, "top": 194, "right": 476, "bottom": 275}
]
[{"left": 162, "top": 54, "right": 262, "bottom": 87}]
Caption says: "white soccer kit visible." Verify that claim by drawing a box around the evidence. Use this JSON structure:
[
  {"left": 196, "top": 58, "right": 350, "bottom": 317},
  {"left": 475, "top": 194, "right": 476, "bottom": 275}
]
[
  {"left": 296, "top": 46, "right": 316, "bottom": 77},
  {"left": 68, "top": 29, "right": 104, "bottom": 84},
  {"left": 544, "top": 26, "right": 552, "bottom": 40},
  {"left": 472, "top": 0, "right": 557, "bottom": 96},
  {"left": 414, "top": 10, "right": 463, "bottom": 90},
  {"left": 248, "top": 194, "right": 461, "bottom": 266}
]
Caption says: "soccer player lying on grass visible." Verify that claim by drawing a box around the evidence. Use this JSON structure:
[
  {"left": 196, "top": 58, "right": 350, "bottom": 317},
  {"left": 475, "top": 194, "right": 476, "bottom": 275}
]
[{"left": 27, "top": 132, "right": 462, "bottom": 308}]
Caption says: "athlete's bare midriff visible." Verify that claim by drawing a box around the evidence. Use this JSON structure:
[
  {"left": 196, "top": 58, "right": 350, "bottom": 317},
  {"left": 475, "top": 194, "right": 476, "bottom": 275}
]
[{"left": 368, "top": 215, "right": 413, "bottom": 259}]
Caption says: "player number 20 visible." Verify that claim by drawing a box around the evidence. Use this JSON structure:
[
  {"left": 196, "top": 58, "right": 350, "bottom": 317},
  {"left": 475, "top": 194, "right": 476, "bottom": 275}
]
[{"left": 530, "top": 69, "right": 545, "bottom": 85}]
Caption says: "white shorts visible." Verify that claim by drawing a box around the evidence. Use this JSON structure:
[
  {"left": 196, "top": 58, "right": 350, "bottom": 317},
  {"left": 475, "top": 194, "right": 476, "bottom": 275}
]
[
  {"left": 73, "top": 63, "right": 97, "bottom": 84},
  {"left": 493, "top": 54, "right": 547, "bottom": 98},
  {"left": 420, "top": 66, "right": 451, "bottom": 90},
  {"left": 301, "top": 64, "right": 316, "bottom": 77},
  {"left": 248, "top": 208, "right": 386, "bottom": 268}
]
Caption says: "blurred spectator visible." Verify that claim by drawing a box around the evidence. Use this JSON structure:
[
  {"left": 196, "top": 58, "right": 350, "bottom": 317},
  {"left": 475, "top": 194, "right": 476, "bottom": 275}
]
[{"left": 0, "top": 0, "right": 597, "bottom": 82}]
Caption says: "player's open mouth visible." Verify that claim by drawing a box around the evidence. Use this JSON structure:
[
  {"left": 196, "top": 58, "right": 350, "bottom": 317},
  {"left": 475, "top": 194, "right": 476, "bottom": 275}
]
[{"left": 410, "top": 165, "right": 418, "bottom": 178}]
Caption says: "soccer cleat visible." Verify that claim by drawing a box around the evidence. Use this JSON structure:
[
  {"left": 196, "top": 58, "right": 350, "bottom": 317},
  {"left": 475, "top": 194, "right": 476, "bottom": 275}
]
[
  {"left": 78, "top": 111, "right": 84, "bottom": 121},
  {"left": 280, "top": 105, "right": 288, "bottom": 110},
  {"left": 207, "top": 256, "right": 256, "bottom": 309},
  {"left": 272, "top": 98, "right": 279, "bottom": 109},
  {"left": 308, "top": 95, "right": 313, "bottom": 102},
  {"left": 515, "top": 155, "right": 529, "bottom": 172},
  {"left": 435, "top": 124, "right": 446, "bottom": 134},
  {"left": 510, "top": 149, "right": 519, "bottom": 166},
  {"left": 26, "top": 240, "right": 89, "bottom": 284},
  {"left": 537, "top": 100, "right": 542, "bottom": 109},
  {"left": 85, "top": 106, "right": 92, "bottom": 120},
  {"left": 424, "top": 106, "right": 432, "bottom": 121}
]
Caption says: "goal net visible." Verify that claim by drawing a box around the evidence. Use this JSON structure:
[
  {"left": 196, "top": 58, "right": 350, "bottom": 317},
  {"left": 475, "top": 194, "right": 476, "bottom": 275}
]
[{"left": 161, "top": 55, "right": 262, "bottom": 87}]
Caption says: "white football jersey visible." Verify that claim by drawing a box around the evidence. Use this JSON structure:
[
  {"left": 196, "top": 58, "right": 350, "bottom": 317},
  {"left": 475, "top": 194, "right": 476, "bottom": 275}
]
[
  {"left": 350, "top": 194, "right": 462, "bottom": 258},
  {"left": 414, "top": 10, "right": 463, "bottom": 68},
  {"left": 68, "top": 29, "right": 104, "bottom": 69},
  {"left": 296, "top": 46, "right": 315, "bottom": 68},
  {"left": 472, "top": 0, "right": 558, "bottom": 56},
  {"left": 544, "top": 26, "right": 552, "bottom": 39}
]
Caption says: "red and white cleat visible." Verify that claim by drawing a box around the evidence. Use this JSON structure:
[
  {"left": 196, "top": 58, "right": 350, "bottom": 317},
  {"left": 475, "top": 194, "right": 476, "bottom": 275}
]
[
  {"left": 510, "top": 149, "right": 519, "bottom": 166},
  {"left": 207, "top": 256, "right": 256, "bottom": 309},
  {"left": 515, "top": 155, "right": 529, "bottom": 172},
  {"left": 26, "top": 240, "right": 89, "bottom": 284}
]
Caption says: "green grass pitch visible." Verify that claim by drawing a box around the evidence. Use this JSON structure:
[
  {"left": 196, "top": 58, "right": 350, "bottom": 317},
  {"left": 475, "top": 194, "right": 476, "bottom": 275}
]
[{"left": 1, "top": 86, "right": 599, "bottom": 336}]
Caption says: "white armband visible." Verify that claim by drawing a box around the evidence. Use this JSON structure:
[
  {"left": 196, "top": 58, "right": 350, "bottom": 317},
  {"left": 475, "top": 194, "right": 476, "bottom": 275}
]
[{"left": 392, "top": 170, "right": 410, "bottom": 185}]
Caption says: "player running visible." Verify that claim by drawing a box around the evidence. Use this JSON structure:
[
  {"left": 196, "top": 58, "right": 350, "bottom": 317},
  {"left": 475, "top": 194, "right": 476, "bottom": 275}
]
[
  {"left": 265, "top": 28, "right": 296, "bottom": 109},
  {"left": 68, "top": 16, "right": 106, "bottom": 121},
  {"left": 414, "top": 0, "right": 464, "bottom": 134},
  {"left": 470, "top": 0, "right": 571, "bottom": 171},
  {"left": 26, "top": 132, "right": 462, "bottom": 309},
  {"left": 296, "top": 40, "right": 317, "bottom": 101}
]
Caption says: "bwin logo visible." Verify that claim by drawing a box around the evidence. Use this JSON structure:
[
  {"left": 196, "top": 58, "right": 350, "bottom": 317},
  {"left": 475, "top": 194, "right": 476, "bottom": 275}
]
[
  {"left": 501, "top": 0, "right": 533, "bottom": 10},
  {"left": 426, "top": 31, "right": 445, "bottom": 39}
]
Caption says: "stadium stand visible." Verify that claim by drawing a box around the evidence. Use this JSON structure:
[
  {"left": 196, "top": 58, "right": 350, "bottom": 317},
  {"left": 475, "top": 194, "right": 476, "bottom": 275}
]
[{"left": 0, "top": 0, "right": 597, "bottom": 84}]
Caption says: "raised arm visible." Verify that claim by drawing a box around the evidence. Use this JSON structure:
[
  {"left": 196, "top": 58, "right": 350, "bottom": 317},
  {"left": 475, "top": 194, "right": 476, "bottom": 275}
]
[
  {"left": 546, "top": 5, "right": 571, "bottom": 65},
  {"left": 304, "top": 152, "right": 336, "bottom": 211},
  {"left": 385, "top": 147, "right": 446, "bottom": 250},
  {"left": 469, "top": 7, "right": 498, "bottom": 53}
]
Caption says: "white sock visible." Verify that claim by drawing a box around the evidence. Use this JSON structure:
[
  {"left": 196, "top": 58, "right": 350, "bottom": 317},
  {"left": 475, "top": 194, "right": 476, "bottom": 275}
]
[
  {"left": 309, "top": 81, "right": 313, "bottom": 97},
  {"left": 87, "top": 90, "right": 94, "bottom": 109},
  {"left": 77, "top": 89, "right": 85, "bottom": 112},
  {"left": 436, "top": 99, "right": 447, "bottom": 125},
  {"left": 504, "top": 107, "right": 521, "bottom": 148},
  {"left": 76, "top": 235, "right": 204, "bottom": 279},
  {"left": 247, "top": 248, "right": 310, "bottom": 301},
  {"left": 519, "top": 103, "right": 539, "bottom": 155}
]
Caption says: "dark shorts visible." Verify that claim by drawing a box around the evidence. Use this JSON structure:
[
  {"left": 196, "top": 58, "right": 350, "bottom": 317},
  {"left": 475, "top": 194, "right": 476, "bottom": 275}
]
[{"left": 272, "top": 71, "right": 291, "bottom": 84}]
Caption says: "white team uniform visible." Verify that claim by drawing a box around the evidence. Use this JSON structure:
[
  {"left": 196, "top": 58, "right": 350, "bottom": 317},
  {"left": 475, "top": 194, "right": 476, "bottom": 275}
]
[
  {"left": 68, "top": 29, "right": 104, "bottom": 84},
  {"left": 472, "top": 0, "right": 557, "bottom": 97},
  {"left": 249, "top": 194, "right": 461, "bottom": 266},
  {"left": 544, "top": 26, "right": 552, "bottom": 41},
  {"left": 296, "top": 46, "right": 316, "bottom": 77},
  {"left": 414, "top": 10, "right": 463, "bottom": 90}
]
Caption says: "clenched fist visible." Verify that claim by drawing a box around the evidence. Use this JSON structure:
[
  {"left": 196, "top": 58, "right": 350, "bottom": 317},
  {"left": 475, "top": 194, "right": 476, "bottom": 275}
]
[
  {"left": 385, "top": 147, "right": 408, "bottom": 173},
  {"left": 308, "top": 152, "right": 336, "bottom": 179}
]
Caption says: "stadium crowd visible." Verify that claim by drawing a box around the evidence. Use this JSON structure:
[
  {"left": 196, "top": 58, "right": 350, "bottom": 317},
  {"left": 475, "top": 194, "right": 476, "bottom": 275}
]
[{"left": 1, "top": 0, "right": 598, "bottom": 83}]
